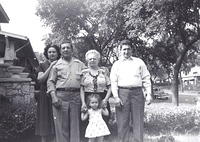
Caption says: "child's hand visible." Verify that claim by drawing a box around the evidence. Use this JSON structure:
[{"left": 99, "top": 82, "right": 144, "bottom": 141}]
[
  {"left": 102, "top": 104, "right": 107, "bottom": 109},
  {"left": 81, "top": 107, "right": 88, "bottom": 113}
]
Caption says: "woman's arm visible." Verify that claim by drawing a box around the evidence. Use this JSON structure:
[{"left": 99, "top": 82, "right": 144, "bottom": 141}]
[
  {"left": 37, "top": 61, "right": 57, "bottom": 83},
  {"left": 103, "top": 86, "right": 111, "bottom": 101},
  {"left": 102, "top": 87, "right": 111, "bottom": 108},
  {"left": 80, "top": 86, "right": 87, "bottom": 111},
  {"left": 102, "top": 67, "right": 112, "bottom": 107}
]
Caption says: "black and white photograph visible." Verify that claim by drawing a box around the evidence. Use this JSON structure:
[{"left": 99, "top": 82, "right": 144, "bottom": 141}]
[{"left": 0, "top": 0, "right": 200, "bottom": 142}]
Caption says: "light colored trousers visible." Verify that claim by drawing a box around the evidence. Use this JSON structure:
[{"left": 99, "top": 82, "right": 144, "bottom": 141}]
[
  {"left": 52, "top": 91, "right": 81, "bottom": 142},
  {"left": 116, "top": 87, "right": 144, "bottom": 142}
]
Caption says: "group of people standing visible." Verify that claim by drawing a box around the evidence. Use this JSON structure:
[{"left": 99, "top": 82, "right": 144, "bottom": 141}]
[{"left": 35, "top": 39, "right": 152, "bottom": 142}]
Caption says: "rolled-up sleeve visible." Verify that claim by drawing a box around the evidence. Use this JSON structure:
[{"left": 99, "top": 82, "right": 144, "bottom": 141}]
[
  {"left": 105, "top": 74, "right": 111, "bottom": 87},
  {"left": 140, "top": 61, "right": 151, "bottom": 96},
  {"left": 102, "top": 67, "right": 111, "bottom": 87},
  {"left": 110, "top": 62, "right": 119, "bottom": 98},
  {"left": 47, "top": 66, "right": 57, "bottom": 93},
  {"left": 80, "top": 70, "right": 86, "bottom": 87}
]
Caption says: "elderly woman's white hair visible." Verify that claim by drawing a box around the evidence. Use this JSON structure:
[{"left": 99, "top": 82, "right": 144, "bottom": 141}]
[{"left": 85, "top": 49, "right": 101, "bottom": 62}]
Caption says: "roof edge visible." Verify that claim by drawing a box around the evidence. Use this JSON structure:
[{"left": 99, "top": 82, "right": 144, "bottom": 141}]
[
  {"left": 0, "top": 4, "right": 9, "bottom": 23},
  {"left": 0, "top": 30, "right": 28, "bottom": 40}
]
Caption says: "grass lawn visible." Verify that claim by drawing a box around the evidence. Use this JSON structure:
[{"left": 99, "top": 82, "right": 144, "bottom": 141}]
[
  {"left": 144, "top": 134, "right": 200, "bottom": 142},
  {"left": 143, "top": 98, "right": 200, "bottom": 142}
]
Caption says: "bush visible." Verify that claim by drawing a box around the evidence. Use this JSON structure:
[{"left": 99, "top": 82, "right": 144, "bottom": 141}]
[
  {"left": 144, "top": 103, "right": 200, "bottom": 135},
  {"left": 0, "top": 96, "right": 36, "bottom": 141}
]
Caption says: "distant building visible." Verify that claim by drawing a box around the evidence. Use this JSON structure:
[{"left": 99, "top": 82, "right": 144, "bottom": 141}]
[{"left": 181, "top": 66, "right": 200, "bottom": 90}]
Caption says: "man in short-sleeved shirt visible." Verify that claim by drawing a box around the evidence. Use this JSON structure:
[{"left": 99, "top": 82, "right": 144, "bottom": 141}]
[
  {"left": 48, "top": 57, "right": 85, "bottom": 93},
  {"left": 47, "top": 41, "right": 85, "bottom": 142},
  {"left": 110, "top": 40, "right": 152, "bottom": 142}
]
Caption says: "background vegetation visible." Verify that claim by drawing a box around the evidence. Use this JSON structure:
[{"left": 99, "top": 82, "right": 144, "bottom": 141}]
[{"left": 36, "top": 0, "right": 200, "bottom": 105}]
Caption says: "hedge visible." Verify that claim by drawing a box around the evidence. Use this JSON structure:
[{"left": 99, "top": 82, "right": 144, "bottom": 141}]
[{"left": 144, "top": 103, "right": 200, "bottom": 135}]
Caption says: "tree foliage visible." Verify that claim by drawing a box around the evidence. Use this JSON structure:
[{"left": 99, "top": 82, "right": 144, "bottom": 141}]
[
  {"left": 125, "top": 0, "right": 200, "bottom": 105},
  {"left": 36, "top": 0, "right": 200, "bottom": 105},
  {"left": 36, "top": 0, "right": 128, "bottom": 65}
]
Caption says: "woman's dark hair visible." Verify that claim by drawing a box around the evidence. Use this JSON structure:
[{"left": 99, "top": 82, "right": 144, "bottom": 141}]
[
  {"left": 87, "top": 94, "right": 101, "bottom": 108},
  {"left": 43, "top": 44, "right": 61, "bottom": 60}
]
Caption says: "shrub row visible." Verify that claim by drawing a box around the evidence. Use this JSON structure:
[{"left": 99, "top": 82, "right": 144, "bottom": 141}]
[
  {"left": 0, "top": 100, "right": 36, "bottom": 141},
  {"left": 144, "top": 103, "right": 200, "bottom": 135}
]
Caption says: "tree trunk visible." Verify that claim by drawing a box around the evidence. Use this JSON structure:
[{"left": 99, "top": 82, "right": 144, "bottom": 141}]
[
  {"left": 179, "top": 72, "right": 184, "bottom": 92},
  {"left": 171, "top": 68, "right": 179, "bottom": 106},
  {"left": 171, "top": 43, "right": 189, "bottom": 106}
]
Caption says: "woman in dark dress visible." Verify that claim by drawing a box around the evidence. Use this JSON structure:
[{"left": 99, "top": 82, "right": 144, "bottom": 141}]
[{"left": 35, "top": 44, "right": 60, "bottom": 142}]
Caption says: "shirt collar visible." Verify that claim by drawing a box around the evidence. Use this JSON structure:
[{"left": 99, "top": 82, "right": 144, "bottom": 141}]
[
  {"left": 56, "top": 57, "right": 72, "bottom": 64},
  {"left": 57, "top": 57, "right": 80, "bottom": 65},
  {"left": 120, "top": 56, "right": 134, "bottom": 61}
]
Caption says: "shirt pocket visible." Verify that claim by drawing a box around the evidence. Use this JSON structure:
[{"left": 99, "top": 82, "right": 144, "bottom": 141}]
[
  {"left": 75, "top": 72, "right": 81, "bottom": 80},
  {"left": 57, "top": 70, "right": 68, "bottom": 79}
]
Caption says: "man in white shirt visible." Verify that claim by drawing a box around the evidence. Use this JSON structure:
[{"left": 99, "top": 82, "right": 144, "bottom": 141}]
[{"left": 110, "top": 39, "right": 152, "bottom": 142}]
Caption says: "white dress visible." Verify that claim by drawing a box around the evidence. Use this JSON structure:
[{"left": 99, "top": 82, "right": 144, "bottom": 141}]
[{"left": 85, "top": 108, "right": 110, "bottom": 138}]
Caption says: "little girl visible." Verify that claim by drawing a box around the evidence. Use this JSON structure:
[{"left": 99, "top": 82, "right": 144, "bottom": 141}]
[{"left": 81, "top": 94, "right": 110, "bottom": 142}]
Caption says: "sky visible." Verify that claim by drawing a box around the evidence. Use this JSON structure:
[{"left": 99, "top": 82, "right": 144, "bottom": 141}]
[{"left": 0, "top": 0, "right": 51, "bottom": 53}]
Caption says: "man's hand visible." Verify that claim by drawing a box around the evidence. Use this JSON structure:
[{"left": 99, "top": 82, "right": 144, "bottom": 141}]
[
  {"left": 114, "top": 97, "right": 123, "bottom": 107},
  {"left": 145, "top": 94, "right": 153, "bottom": 105},
  {"left": 53, "top": 100, "right": 62, "bottom": 109},
  {"left": 51, "top": 91, "right": 62, "bottom": 109},
  {"left": 102, "top": 99, "right": 108, "bottom": 108}
]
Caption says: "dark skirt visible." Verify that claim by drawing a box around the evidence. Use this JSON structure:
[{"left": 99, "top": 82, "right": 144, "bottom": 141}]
[{"left": 35, "top": 91, "right": 55, "bottom": 136}]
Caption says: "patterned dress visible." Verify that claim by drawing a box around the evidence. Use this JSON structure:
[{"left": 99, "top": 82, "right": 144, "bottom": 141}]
[
  {"left": 80, "top": 67, "right": 111, "bottom": 93},
  {"left": 85, "top": 108, "right": 110, "bottom": 138}
]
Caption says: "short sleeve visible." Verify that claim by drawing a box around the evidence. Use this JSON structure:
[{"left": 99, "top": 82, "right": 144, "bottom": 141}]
[
  {"left": 82, "top": 62, "right": 87, "bottom": 70},
  {"left": 105, "top": 75, "right": 111, "bottom": 87},
  {"left": 101, "top": 67, "right": 111, "bottom": 87},
  {"left": 80, "top": 69, "right": 86, "bottom": 86},
  {"left": 88, "top": 109, "right": 92, "bottom": 116}
]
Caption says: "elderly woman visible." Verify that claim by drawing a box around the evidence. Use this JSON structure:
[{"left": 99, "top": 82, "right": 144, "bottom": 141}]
[
  {"left": 80, "top": 49, "right": 111, "bottom": 140},
  {"left": 35, "top": 44, "right": 60, "bottom": 142},
  {"left": 80, "top": 50, "right": 111, "bottom": 110}
]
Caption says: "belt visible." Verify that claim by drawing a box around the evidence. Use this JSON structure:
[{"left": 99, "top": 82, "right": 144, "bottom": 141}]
[
  {"left": 56, "top": 88, "right": 80, "bottom": 92},
  {"left": 118, "top": 86, "right": 142, "bottom": 90}
]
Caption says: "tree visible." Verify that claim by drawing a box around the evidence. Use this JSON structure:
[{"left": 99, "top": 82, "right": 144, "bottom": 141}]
[
  {"left": 36, "top": 0, "right": 200, "bottom": 106},
  {"left": 125, "top": 0, "right": 200, "bottom": 105},
  {"left": 38, "top": 0, "right": 168, "bottom": 71},
  {"left": 36, "top": 0, "right": 129, "bottom": 65}
]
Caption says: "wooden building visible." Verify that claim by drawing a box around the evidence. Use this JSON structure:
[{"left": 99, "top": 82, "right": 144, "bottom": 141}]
[{"left": 0, "top": 4, "right": 39, "bottom": 140}]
